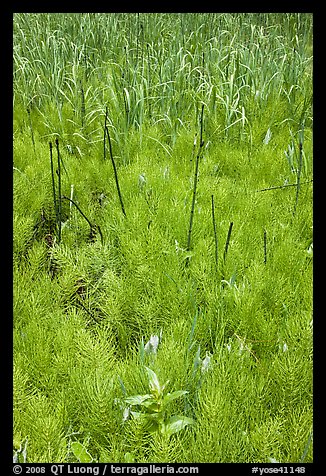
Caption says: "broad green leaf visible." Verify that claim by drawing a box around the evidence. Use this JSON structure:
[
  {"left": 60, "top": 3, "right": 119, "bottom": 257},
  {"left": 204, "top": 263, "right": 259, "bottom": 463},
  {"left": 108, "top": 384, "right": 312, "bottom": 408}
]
[
  {"left": 161, "top": 379, "right": 170, "bottom": 393},
  {"left": 163, "top": 390, "right": 188, "bottom": 406},
  {"left": 130, "top": 410, "right": 148, "bottom": 420},
  {"left": 144, "top": 412, "right": 162, "bottom": 422},
  {"left": 140, "top": 399, "right": 160, "bottom": 411},
  {"left": 144, "top": 418, "right": 160, "bottom": 433},
  {"left": 162, "top": 415, "right": 195, "bottom": 438},
  {"left": 145, "top": 367, "right": 162, "bottom": 397},
  {"left": 124, "top": 394, "right": 152, "bottom": 406},
  {"left": 70, "top": 441, "right": 93, "bottom": 463}
]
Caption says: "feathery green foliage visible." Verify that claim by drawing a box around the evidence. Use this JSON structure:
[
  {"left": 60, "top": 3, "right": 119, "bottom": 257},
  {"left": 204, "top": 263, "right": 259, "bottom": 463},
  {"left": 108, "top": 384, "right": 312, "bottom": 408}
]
[{"left": 14, "top": 12, "right": 312, "bottom": 463}]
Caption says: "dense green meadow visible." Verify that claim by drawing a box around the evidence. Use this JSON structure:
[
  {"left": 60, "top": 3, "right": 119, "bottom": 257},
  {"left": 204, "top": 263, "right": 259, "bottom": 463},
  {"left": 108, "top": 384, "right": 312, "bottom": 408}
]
[{"left": 13, "top": 13, "right": 313, "bottom": 463}]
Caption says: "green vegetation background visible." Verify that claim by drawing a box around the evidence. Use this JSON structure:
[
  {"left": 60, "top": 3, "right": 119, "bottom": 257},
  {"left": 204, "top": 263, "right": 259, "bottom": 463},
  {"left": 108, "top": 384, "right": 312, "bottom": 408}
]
[{"left": 13, "top": 13, "right": 313, "bottom": 463}]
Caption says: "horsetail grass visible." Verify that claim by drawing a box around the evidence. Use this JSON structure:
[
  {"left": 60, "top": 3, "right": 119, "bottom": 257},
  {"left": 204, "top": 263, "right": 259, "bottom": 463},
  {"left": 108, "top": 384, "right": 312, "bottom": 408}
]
[{"left": 13, "top": 13, "right": 312, "bottom": 463}]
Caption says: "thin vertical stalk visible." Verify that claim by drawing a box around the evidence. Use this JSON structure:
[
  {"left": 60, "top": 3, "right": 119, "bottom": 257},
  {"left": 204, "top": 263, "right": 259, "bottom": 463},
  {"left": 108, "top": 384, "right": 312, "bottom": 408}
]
[
  {"left": 69, "top": 184, "right": 74, "bottom": 218},
  {"left": 61, "top": 196, "right": 103, "bottom": 245},
  {"left": 187, "top": 154, "right": 200, "bottom": 253},
  {"left": 187, "top": 104, "right": 204, "bottom": 258},
  {"left": 293, "top": 134, "right": 303, "bottom": 215},
  {"left": 199, "top": 103, "right": 204, "bottom": 147},
  {"left": 103, "top": 106, "right": 108, "bottom": 160},
  {"left": 223, "top": 221, "right": 233, "bottom": 263},
  {"left": 55, "top": 138, "right": 62, "bottom": 243},
  {"left": 135, "top": 13, "right": 140, "bottom": 69},
  {"left": 122, "top": 88, "right": 130, "bottom": 129},
  {"left": 49, "top": 141, "right": 57, "bottom": 225},
  {"left": 201, "top": 51, "right": 205, "bottom": 85},
  {"left": 61, "top": 196, "right": 93, "bottom": 229},
  {"left": 80, "top": 80, "right": 85, "bottom": 127},
  {"left": 140, "top": 22, "right": 144, "bottom": 75},
  {"left": 105, "top": 124, "right": 127, "bottom": 217},
  {"left": 264, "top": 229, "right": 267, "bottom": 264},
  {"left": 211, "top": 195, "right": 218, "bottom": 268},
  {"left": 146, "top": 43, "right": 151, "bottom": 120}
]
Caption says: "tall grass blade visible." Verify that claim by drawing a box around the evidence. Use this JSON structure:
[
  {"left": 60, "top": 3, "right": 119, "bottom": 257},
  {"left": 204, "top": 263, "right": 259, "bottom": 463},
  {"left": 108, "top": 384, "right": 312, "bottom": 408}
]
[
  {"left": 80, "top": 80, "right": 85, "bottom": 127},
  {"left": 103, "top": 106, "right": 108, "bottom": 161}
]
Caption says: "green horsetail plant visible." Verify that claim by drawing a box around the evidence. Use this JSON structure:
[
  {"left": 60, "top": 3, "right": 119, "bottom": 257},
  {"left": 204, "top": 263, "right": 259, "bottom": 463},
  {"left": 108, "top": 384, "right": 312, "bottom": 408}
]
[
  {"left": 105, "top": 122, "right": 127, "bottom": 217},
  {"left": 13, "top": 13, "right": 313, "bottom": 463},
  {"left": 186, "top": 104, "right": 204, "bottom": 265}
]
